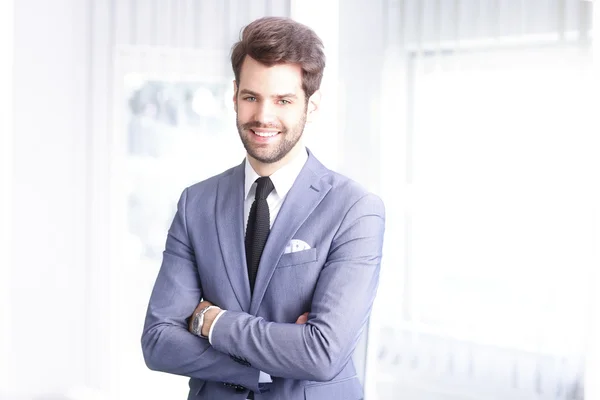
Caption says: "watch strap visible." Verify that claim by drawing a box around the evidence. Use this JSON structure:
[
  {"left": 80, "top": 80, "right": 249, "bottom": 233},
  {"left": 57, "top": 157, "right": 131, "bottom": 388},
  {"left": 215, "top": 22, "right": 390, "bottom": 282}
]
[{"left": 196, "top": 305, "right": 217, "bottom": 339}]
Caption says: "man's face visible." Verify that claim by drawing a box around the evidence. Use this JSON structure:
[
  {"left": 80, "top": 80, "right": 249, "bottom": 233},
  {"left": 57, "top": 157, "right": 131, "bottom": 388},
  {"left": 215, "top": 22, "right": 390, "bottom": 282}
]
[{"left": 234, "top": 56, "right": 315, "bottom": 165}]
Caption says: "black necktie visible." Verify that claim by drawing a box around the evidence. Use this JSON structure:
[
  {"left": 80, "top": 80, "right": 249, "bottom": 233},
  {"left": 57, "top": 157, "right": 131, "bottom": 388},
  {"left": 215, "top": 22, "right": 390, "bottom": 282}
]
[{"left": 245, "top": 176, "right": 274, "bottom": 294}]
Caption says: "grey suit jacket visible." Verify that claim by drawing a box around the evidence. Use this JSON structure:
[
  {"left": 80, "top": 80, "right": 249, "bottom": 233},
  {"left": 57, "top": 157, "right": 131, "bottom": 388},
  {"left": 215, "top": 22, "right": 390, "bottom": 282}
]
[{"left": 141, "top": 149, "right": 385, "bottom": 399}]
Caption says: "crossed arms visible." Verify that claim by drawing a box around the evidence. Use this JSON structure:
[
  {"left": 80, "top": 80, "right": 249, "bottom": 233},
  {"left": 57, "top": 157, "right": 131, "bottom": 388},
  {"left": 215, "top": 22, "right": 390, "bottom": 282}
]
[{"left": 141, "top": 190, "right": 385, "bottom": 389}]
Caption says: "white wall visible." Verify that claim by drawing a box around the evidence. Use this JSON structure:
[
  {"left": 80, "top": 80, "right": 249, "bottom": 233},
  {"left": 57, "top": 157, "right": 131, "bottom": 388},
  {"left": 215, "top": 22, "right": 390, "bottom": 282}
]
[
  {"left": 8, "top": 0, "right": 92, "bottom": 397},
  {"left": 0, "top": 0, "right": 15, "bottom": 396}
]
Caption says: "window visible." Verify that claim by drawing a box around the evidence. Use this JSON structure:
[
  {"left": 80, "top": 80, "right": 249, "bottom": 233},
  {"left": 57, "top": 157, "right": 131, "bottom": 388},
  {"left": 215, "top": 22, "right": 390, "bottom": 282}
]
[{"left": 373, "top": 41, "right": 594, "bottom": 400}]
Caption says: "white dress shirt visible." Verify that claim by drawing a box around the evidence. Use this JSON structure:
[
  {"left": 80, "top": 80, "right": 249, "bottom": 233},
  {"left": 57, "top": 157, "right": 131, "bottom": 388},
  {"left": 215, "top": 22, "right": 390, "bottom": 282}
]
[{"left": 208, "top": 148, "right": 308, "bottom": 383}]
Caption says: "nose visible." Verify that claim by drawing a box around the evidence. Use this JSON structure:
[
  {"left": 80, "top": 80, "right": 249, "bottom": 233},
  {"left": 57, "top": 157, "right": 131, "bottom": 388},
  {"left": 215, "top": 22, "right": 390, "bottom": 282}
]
[{"left": 255, "top": 102, "right": 277, "bottom": 126}]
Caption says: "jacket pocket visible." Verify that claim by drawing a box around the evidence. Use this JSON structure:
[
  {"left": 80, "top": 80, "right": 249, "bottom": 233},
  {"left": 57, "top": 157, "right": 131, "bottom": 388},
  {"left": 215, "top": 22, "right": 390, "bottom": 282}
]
[
  {"left": 277, "top": 248, "right": 318, "bottom": 268},
  {"left": 304, "top": 376, "right": 363, "bottom": 399}
]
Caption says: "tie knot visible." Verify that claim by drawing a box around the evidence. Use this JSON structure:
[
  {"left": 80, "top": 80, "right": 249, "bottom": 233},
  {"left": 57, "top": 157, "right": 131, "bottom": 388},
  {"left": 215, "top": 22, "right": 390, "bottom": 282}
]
[{"left": 255, "top": 176, "right": 274, "bottom": 200}]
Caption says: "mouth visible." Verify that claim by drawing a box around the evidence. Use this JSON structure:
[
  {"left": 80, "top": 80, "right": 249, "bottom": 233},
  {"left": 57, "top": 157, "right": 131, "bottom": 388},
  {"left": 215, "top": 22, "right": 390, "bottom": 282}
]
[{"left": 250, "top": 129, "right": 281, "bottom": 139}]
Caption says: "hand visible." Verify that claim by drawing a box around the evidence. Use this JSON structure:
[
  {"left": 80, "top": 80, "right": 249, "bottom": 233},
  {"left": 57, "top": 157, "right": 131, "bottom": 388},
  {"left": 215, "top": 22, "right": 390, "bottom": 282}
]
[{"left": 295, "top": 312, "right": 309, "bottom": 324}]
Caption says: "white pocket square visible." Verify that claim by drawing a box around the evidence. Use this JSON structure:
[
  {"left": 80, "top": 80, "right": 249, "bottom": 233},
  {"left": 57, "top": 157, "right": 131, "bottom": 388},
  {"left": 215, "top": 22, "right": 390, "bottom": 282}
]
[{"left": 284, "top": 239, "right": 311, "bottom": 254}]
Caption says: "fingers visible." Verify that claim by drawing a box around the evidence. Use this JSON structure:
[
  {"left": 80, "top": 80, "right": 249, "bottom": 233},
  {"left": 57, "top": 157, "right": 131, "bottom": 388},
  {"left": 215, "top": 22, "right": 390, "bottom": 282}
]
[{"left": 295, "top": 312, "right": 309, "bottom": 324}]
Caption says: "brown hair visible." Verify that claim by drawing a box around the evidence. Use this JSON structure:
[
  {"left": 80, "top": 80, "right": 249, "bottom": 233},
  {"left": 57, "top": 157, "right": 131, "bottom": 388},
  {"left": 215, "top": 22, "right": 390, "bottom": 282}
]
[{"left": 231, "top": 17, "right": 326, "bottom": 99}]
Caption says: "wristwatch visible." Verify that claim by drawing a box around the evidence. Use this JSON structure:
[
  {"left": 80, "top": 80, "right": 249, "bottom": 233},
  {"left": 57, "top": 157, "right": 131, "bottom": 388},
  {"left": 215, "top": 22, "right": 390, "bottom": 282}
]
[{"left": 191, "top": 305, "right": 217, "bottom": 338}]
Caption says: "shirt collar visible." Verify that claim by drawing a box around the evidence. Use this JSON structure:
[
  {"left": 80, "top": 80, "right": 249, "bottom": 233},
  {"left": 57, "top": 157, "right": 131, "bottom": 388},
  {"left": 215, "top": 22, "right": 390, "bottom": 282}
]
[{"left": 244, "top": 148, "right": 309, "bottom": 201}]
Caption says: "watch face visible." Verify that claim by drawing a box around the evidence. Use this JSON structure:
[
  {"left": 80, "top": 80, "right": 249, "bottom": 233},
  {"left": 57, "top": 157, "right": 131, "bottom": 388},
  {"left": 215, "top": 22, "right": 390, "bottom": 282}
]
[{"left": 192, "top": 313, "right": 200, "bottom": 334}]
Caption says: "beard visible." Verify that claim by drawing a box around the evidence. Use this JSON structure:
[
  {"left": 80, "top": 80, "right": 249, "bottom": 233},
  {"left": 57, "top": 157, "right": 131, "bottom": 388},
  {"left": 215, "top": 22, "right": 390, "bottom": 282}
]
[{"left": 236, "top": 111, "right": 307, "bottom": 164}]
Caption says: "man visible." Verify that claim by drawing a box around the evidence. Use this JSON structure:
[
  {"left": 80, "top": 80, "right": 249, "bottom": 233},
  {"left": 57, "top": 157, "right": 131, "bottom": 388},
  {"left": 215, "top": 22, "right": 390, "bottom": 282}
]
[{"left": 141, "top": 16, "right": 385, "bottom": 400}]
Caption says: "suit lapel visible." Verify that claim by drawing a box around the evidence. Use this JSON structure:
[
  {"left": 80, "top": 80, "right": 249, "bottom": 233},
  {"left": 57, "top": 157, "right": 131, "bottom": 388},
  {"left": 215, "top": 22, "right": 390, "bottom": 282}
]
[
  {"left": 250, "top": 153, "right": 332, "bottom": 315},
  {"left": 215, "top": 161, "right": 251, "bottom": 311}
]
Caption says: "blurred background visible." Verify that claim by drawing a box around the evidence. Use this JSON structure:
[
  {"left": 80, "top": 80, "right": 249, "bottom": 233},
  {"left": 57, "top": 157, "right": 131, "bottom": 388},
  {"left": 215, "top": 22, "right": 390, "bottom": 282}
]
[{"left": 1, "top": 0, "right": 599, "bottom": 399}]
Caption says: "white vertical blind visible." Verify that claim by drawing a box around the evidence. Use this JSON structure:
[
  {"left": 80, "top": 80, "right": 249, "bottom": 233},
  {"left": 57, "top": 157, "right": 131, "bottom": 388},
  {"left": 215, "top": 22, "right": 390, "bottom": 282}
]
[
  {"left": 111, "top": 0, "right": 289, "bottom": 49},
  {"left": 395, "top": 0, "right": 591, "bottom": 50}
]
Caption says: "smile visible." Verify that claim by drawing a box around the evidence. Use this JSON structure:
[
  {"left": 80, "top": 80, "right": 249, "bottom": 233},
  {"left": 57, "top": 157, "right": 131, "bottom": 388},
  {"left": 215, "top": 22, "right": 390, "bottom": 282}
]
[{"left": 251, "top": 130, "right": 280, "bottom": 138}]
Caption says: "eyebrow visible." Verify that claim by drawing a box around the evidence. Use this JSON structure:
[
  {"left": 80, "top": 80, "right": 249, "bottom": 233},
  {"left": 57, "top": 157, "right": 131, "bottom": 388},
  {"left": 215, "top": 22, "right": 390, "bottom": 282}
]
[{"left": 239, "top": 89, "right": 298, "bottom": 99}]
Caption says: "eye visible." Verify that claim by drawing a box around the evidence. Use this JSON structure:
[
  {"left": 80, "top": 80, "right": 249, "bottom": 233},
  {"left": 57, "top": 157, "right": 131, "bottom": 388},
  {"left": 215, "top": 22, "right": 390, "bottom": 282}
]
[
  {"left": 278, "top": 99, "right": 291, "bottom": 105},
  {"left": 244, "top": 96, "right": 257, "bottom": 102}
]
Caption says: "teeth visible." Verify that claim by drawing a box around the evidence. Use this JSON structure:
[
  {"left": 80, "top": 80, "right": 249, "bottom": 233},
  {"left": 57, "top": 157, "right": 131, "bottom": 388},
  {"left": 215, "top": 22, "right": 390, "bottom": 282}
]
[{"left": 253, "top": 130, "right": 278, "bottom": 137}]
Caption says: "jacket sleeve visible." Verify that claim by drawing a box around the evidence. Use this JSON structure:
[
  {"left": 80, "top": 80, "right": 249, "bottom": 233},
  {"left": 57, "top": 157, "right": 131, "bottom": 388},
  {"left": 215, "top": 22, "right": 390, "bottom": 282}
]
[
  {"left": 210, "top": 193, "right": 385, "bottom": 382},
  {"left": 141, "top": 188, "right": 261, "bottom": 391}
]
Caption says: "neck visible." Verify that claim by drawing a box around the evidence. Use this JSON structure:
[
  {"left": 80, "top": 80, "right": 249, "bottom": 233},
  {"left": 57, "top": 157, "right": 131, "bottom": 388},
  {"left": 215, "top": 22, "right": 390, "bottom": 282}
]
[{"left": 248, "top": 143, "right": 304, "bottom": 177}]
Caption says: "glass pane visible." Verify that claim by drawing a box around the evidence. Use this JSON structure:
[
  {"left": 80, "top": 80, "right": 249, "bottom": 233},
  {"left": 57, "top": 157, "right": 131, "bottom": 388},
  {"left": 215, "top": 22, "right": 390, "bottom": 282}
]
[
  {"left": 375, "top": 45, "right": 593, "bottom": 400},
  {"left": 124, "top": 77, "right": 239, "bottom": 264}
]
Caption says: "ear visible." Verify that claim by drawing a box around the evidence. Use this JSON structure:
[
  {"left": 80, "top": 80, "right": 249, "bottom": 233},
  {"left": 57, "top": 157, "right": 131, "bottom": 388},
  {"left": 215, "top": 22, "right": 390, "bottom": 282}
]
[
  {"left": 306, "top": 90, "right": 322, "bottom": 123},
  {"left": 232, "top": 80, "right": 238, "bottom": 113}
]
